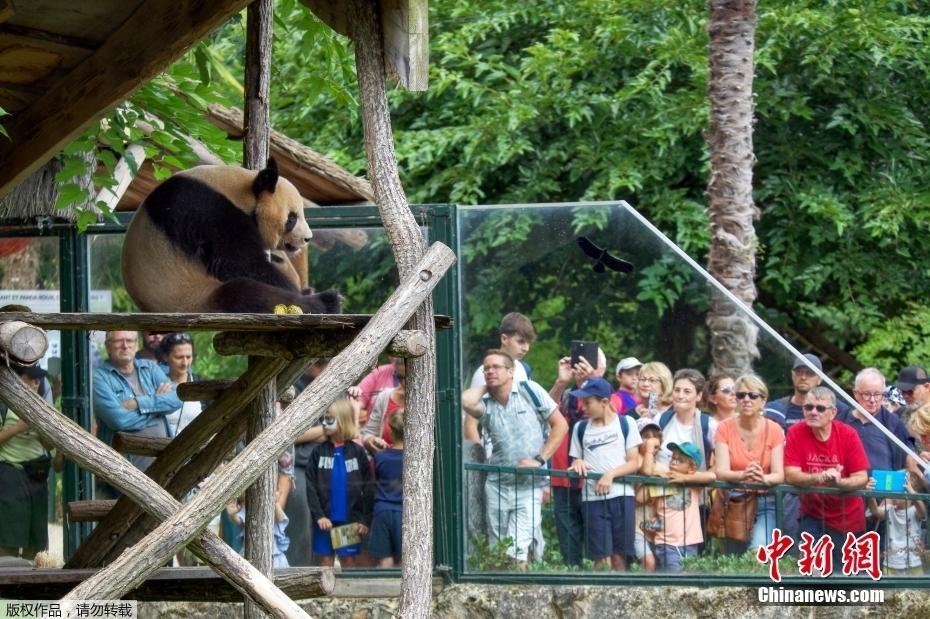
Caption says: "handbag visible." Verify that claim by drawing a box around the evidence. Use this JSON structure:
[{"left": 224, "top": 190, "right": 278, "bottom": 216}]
[
  {"left": 20, "top": 453, "right": 51, "bottom": 483},
  {"left": 708, "top": 420, "right": 768, "bottom": 542}
]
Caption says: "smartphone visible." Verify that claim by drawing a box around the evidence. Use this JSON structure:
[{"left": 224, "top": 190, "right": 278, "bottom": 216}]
[{"left": 570, "top": 340, "right": 599, "bottom": 368}]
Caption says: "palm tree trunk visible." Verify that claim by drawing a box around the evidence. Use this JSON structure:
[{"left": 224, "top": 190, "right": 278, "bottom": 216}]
[{"left": 706, "top": 0, "right": 760, "bottom": 377}]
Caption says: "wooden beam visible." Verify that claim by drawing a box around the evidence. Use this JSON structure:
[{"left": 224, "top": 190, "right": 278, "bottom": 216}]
[
  {"left": 299, "top": 0, "right": 427, "bottom": 91},
  {"left": 0, "top": 567, "right": 335, "bottom": 602},
  {"left": 213, "top": 328, "right": 429, "bottom": 359},
  {"left": 64, "top": 243, "right": 455, "bottom": 602},
  {"left": 0, "top": 312, "right": 453, "bottom": 333},
  {"left": 0, "top": 24, "right": 97, "bottom": 51},
  {"left": 178, "top": 379, "right": 234, "bottom": 402},
  {"left": 112, "top": 431, "right": 171, "bottom": 457},
  {"left": 67, "top": 499, "right": 115, "bottom": 523},
  {"left": 0, "top": 320, "right": 47, "bottom": 364},
  {"left": 0, "top": 0, "right": 253, "bottom": 198}
]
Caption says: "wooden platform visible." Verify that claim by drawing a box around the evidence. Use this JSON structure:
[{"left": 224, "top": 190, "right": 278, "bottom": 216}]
[
  {"left": 0, "top": 567, "right": 335, "bottom": 602},
  {"left": 0, "top": 312, "right": 452, "bottom": 332}
]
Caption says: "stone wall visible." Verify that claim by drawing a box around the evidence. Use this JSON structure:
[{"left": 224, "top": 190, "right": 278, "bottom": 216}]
[{"left": 137, "top": 582, "right": 930, "bottom": 618}]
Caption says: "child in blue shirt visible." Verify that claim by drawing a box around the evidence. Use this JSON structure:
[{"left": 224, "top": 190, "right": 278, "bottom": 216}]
[{"left": 369, "top": 409, "right": 405, "bottom": 567}]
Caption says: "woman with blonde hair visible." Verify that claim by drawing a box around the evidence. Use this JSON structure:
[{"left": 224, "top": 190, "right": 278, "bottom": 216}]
[
  {"left": 907, "top": 404, "right": 930, "bottom": 490},
  {"left": 713, "top": 374, "right": 785, "bottom": 552},
  {"left": 305, "top": 399, "right": 372, "bottom": 567},
  {"left": 634, "top": 361, "right": 674, "bottom": 419}
]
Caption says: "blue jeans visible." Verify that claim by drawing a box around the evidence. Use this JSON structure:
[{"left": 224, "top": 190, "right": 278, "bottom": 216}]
[
  {"left": 655, "top": 543, "right": 699, "bottom": 573},
  {"left": 552, "top": 486, "right": 584, "bottom": 567}
]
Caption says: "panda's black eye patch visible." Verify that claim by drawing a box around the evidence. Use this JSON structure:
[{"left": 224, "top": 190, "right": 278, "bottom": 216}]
[{"left": 285, "top": 212, "right": 298, "bottom": 232}]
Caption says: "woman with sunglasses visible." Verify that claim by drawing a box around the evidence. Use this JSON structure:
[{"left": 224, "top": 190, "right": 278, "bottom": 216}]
[
  {"left": 713, "top": 374, "right": 785, "bottom": 553},
  {"left": 159, "top": 332, "right": 202, "bottom": 437},
  {"left": 705, "top": 373, "right": 738, "bottom": 423}
]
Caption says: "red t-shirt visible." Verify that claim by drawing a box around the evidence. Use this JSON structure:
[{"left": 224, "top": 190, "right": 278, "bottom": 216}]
[
  {"left": 381, "top": 397, "right": 403, "bottom": 446},
  {"left": 784, "top": 420, "right": 870, "bottom": 532}
]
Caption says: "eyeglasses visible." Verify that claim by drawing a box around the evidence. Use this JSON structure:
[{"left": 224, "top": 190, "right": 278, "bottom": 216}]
[
  {"left": 670, "top": 456, "right": 690, "bottom": 465},
  {"left": 106, "top": 338, "right": 136, "bottom": 346},
  {"left": 483, "top": 364, "right": 511, "bottom": 373},
  {"left": 640, "top": 376, "right": 661, "bottom": 384},
  {"left": 802, "top": 403, "right": 832, "bottom": 413},
  {"left": 717, "top": 385, "right": 734, "bottom": 395},
  {"left": 855, "top": 391, "right": 884, "bottom": 401},
  {"left": 735, "top": 391, "right": 762, "bottom": 400}
]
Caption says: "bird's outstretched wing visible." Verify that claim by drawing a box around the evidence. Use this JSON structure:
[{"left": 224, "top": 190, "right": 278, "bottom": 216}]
[{"left": 576, "top": 236, "right": 634, "bottom": 273}]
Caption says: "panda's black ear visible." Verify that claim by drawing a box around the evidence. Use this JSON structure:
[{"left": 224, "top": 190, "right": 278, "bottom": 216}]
[{"left": 253, "top": 158, "right": 279, "bottom": 196}]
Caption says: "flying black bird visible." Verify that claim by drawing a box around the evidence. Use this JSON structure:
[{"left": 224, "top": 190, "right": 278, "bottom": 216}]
[{"left": 576, "top": 236, "right": 634, "bottom": 274}]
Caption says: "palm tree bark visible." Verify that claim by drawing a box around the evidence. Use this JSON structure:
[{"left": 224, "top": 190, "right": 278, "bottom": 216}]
[{"left": 706, "top": 0, "right": 759, "bottom": 376}]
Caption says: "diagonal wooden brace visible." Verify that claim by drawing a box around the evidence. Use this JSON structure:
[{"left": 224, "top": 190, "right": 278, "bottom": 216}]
[
  {"left": 0, "top": 368, "right": 316, "bottom": 619},
  {"left": 65, "top": 241, "right": 455, "bottom": 604},
  {"left": 67, "top": 355, "right": 288, "bottom": 568}
]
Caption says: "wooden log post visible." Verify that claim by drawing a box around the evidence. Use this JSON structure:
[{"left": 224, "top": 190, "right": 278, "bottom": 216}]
[
  {"left": 0, "top": 367, "right": 321, "bottom": 618},
  {"left": 67, "top": 500, "right": 115, "bottom": 523},
  {"left": 64, "top": 241, "right": 454, "bottom": 603},
  {"left": 349, "top": 1, "right": 438, "bottom": 616},
  {"left": 101, "top": 359, "right": 311, "bottom": 564},
  {"left": 0, "top": 320, "right": 48, "bottom": 364},
  {"left": 245, "top": 4, "right": 281, "bottom": 607},
  {"left": 67, "top": 356, "right": 288, "bottom": 568},
  {"left": 244, "top": 361, "right": 276, "bottom": 619}
]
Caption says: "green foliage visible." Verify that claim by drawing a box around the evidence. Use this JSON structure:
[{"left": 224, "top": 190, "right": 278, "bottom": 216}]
[
  {"left": 681, "top": 549, "right": 778, "bottom": 575},
  {"left": 0, "top": 105, "right": 7, "bottom": 139}
]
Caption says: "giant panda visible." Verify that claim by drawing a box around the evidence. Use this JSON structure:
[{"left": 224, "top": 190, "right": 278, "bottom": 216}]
[{"left": 122, "top": 159, "right": 341, "bottom": 314}]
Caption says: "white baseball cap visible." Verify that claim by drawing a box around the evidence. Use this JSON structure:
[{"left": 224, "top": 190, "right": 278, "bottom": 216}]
[{"left": 615, "top": 357, "right": 643, "bottom": 374}]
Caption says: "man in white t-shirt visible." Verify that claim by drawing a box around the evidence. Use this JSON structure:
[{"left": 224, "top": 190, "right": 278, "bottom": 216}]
[{"left": 568, "top": 377, "right": 642, "bottom": 570}]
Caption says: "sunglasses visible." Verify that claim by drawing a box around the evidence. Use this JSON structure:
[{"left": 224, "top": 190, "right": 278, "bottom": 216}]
[
  {"left": 802, "top": 403, "right": 832, "bottom": 413},
  {"left": 735, "top": 391, "right": 762, "bottom": 400},
  {"left": 717, "top": 385, "right": 734, "bottom": 395},
  {"left": 165, "top": 332, "right": 193, "bottom": 345}
]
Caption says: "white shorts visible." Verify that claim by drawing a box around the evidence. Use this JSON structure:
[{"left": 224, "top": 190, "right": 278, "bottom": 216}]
[{"left": 485, "top": 480, "right": 543, "bottom": 562}]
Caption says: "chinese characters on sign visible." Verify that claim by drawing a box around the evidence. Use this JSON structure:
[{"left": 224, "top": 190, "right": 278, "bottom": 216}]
[
  {"left": 2, "top": 601, "right": 136, "bottom": 618},
  {"left": 757, "top": 528, "right": 882, "bottom": 582}
]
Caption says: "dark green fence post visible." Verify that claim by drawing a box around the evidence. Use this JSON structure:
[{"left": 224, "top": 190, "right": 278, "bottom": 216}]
[
  {"left": 59, "top": 228, "right": 94, "bottom": 558},
  {"left": 428, "top": 204, "right": 463, "bottom": 579}
]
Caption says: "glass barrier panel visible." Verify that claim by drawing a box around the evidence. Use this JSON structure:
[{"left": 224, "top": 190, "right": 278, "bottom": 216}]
[{"left": 456, "top": 201, "right": 927, "bottom": 577}]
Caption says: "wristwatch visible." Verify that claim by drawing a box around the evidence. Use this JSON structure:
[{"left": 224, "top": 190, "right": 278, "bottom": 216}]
[{"left": 533, "top": 454, "right": 546, "bottom": 465}]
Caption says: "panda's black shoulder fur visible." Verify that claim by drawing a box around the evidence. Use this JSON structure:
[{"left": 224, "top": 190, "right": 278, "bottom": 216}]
[{"left": 143, "top": 174, "right": 296, "bottom": 290}]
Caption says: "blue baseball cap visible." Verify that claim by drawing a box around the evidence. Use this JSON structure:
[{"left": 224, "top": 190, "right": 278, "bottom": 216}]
[
  {"left": 569, "top": 377, "right": 613, "bottom": 400},
  {"left": 668, "top": 442, "right": 702, "bottom": 467}
]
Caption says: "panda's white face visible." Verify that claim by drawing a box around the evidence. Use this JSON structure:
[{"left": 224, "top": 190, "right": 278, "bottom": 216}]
[{"left": 282, "top": 208, "right": 312, "bottom": 255}]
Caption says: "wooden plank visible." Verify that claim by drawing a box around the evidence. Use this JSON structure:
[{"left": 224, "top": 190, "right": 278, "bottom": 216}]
[
  {"left": 0, "top": 24, "right": 97, "bottom": 52},
  {"left": 380, "top": 0, "right": 429, "bottom": 91},
  {"left": 0, "top": 567, "right": 335, "bottom": 602},
  {"left": 67, "top": 499, "right": 115, "bottom": 522},
  {"left": 0, "top": 312, "right": 453, "bottom": 332},
  {"left": 299, "top": 0, "right": 428, "bottom": 91},
  {"left": 0, "top": 0, "right": 253, "bottom": 198}
]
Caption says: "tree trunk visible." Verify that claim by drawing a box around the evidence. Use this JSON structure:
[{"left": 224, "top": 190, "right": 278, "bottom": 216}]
[
  {"left": 705, "top": 0, "right": 759, "bottom": 377},
  {"left": 349, "top": 1, "right": 439, "bottom": 617}
]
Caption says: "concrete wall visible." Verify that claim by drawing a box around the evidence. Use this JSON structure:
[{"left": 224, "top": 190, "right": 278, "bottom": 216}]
[{"left": 137, "top": 582, "right": 930, "bottom": 618}]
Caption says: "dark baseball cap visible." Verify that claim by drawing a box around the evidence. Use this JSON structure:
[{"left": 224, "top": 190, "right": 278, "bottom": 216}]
[
  {"left": 897, "top": 366, "right": 929, "bottom": 391},
  {"left": 568, "top": 377, "right": 613, "bottom": 400},
  {"left": 792, "top": 353, "right": 822, "bottom": 373}
]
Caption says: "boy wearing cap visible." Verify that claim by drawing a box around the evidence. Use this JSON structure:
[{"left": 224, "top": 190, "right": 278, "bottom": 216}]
[
  {"left": 567, "top": 377, "right": 642, "bottom": 570},
  {"left": 610, "top": 357, "right": 642, "bottom": 415},
  {"left": 642, "top": 440, "right": 710, "bottom": 573}
]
